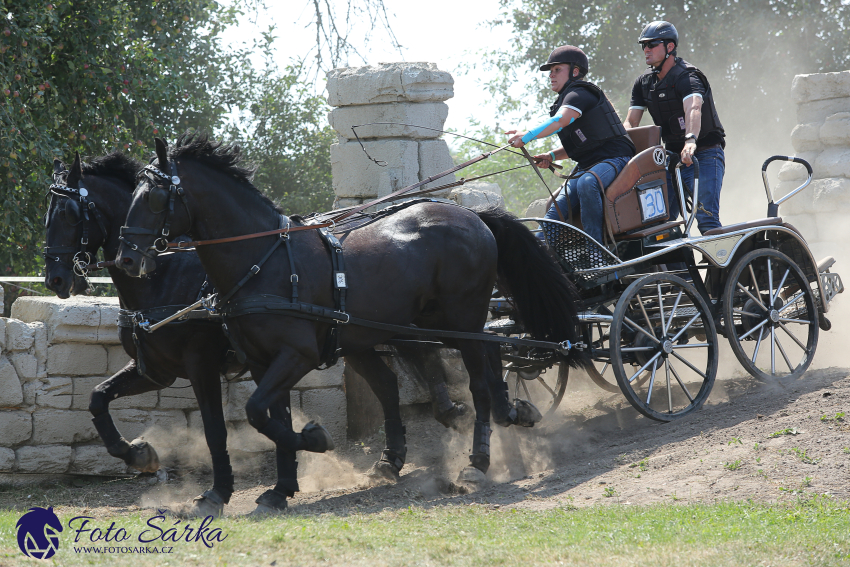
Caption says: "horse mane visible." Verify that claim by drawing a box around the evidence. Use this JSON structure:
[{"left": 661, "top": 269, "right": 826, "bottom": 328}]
[
  {"left": 169, "top": 131, "right": 283, "bottom": 215},
  {"left": 81, "top": 151, "right": 143, "bottom": 190}
]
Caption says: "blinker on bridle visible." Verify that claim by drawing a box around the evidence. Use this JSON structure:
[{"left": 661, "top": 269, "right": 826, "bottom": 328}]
[{"left": 120, "top": 161, "right": 191, "bottom": 258}]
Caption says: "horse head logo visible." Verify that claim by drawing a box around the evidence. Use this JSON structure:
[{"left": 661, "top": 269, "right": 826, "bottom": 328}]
[
  {"left": 16, "top": 506, "right": 63, "bottom": 559},
  {"left": 652, "top": 147, "right": 666, "bottom": 166}
]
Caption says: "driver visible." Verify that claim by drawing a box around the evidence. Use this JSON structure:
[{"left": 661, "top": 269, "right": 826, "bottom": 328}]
[
  {"left": 623, "top": 21, "right": 725, "bottom": 234},
  {"left": 507, "top": 45, "right": 635, "bottom": 245}
]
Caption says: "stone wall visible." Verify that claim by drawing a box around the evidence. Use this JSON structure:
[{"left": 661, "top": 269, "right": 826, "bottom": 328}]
[
  {"left": 777, "top": 70, "right": 850, "bottom": 259},
  {"left": 0, "top": 296, "right": 345, "bottom": 476}
]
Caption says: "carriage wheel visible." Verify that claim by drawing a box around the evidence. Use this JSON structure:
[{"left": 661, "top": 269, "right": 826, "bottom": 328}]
[
  {"left": 505, "top": 362, "right": 569, "bottom": 420},
  {"left": 610, "top": 273, "right": 718, "bottom": 422},
  {"left": 582, "top": 315, "right": 620, "bottom": 393},
  {"left": 722, "top": 248, "right": 818, "bottom": 381}
]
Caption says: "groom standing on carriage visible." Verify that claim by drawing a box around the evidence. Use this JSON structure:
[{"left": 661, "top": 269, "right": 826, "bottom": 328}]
[{"left": 506, "top": 45, "right": 636, "bottom": 245}]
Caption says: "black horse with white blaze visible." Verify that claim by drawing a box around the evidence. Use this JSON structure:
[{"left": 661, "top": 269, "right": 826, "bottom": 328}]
[{"left": 116, "top": 133, "right": 585, "bottom": 510}]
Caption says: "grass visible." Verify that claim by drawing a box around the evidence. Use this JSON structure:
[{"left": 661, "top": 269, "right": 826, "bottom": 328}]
[
  {"left": 1, "top": 498, "right": 849, "bottom": 566},
  {"left": 790, "top": 447, "right": 820, "bottom": 465},
  {"left": 723, "top": 460, "right": 743, "bottom": 471},
  {"left": 820, "top": 412, "right": 845, "bottom": 423},
  {"left": 769, "top": 428, "right": 800, "bottom": 438}
]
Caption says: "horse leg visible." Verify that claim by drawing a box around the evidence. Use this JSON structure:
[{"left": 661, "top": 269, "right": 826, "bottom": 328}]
[
  {"left": 172, "top": 356, "right": 232, "bottom": 519},
  {"left": 453, "top": 340, "right": 494, "bottom": 482},
  {"left": 345, "top": 349, "right": 408, "bottom": 482},
  {"left": 392, "top": 344, "right": 468, "bottom": 430},
  {"left": 252, "top": 391, "right": 298, "bottom": 515},
  {"left": 89, "top": 360, "right": 175, "bottom": 473},
  {"left": 483, "top": 341, "right": 542, "bottom": 428}
]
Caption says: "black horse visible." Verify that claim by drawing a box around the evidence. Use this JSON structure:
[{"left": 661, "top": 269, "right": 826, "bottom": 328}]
[
  {"left": 44, "top": 152, "right": 251, "bottom": 517},
  {"left": 117, "top": 133, "right": 584, "bottom": 509}
]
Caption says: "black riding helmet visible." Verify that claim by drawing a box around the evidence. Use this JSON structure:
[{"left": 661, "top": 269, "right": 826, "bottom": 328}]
[
  {"left": 539, "top": 45, "right": 588, "bottom": 75},
  {"left": 638, "top": 21, "right": 678, "bottom": 71}
]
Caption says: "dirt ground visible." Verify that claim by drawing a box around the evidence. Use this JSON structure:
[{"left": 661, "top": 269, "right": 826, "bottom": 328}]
[{"left": 4, "top": 351, "right": 848, "bottom": 518}]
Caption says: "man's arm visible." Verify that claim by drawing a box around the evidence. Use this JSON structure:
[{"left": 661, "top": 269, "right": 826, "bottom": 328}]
[
  {"left": 680, "top": 94, "right": 702, "bottom": 165},
  {"left": 623, "top": 108, "right": 644, "bottom": 129}
]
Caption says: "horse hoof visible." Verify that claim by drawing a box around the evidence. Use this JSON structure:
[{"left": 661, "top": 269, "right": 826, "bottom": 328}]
[
  {"left": 127, "top": 439, "right": 160, "bottom": 473},
  {"left": 248, "top": 489, "right": 288, "bottom": 517},
  {"left": 171, "top": 489, "right": 225, "bottom": 519},
  {"left": 454, "top": 466, "right": 487, "bottom": 492},
  {"left": 364, "top": 460, "right": 400, "bottom": 484},
  {"left": 301, "top": 421, "right": 334, "bottom": 453},
  {"left": 512, "top": 399, "right": 543, "bottom": 427},
  {"left": 435, "top": 402, "right": 472, "bottom": 431}
]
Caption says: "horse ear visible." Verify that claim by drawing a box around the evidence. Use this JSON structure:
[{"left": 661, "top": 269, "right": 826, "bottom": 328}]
[
  {"left": 155, "top": 138, "right": 168, "bottom": 169},
  {"left": 52, "top": 159, "right": 64, "bottom": 176},
  {"left": 66, "top": 152, "right": 82, "bottom": 187}
]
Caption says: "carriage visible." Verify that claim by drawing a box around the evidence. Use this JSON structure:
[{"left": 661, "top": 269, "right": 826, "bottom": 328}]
[{"left": 487, "top": 125, "right": 845, "bottom": 422}]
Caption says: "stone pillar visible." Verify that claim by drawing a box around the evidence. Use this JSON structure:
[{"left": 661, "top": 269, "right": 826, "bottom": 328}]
[
  {"left": 776, "top": 70, "right": 850, "bottom": 259},
  {"left": 326, "top": 62, "right": 457, "bottom": 209}
]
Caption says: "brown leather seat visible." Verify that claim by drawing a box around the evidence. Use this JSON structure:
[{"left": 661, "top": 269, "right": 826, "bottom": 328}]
[
  {"left": 626, "top": 126, "right": 662, "bottom": 153},
  {"left": 604, "top": 145, "right": 669, "bottom": 235},
  {"left": 703, "top": 218, "right": 782, "bottom": 236}
]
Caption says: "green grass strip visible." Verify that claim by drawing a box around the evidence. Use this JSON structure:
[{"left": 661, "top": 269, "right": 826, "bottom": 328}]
[{"left": 0, "top": 497, "right": 848, "bottom": 566}]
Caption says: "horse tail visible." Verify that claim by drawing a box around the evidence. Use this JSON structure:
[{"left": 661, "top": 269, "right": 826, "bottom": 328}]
[{"left": 476, "top": 206, "right": 587, "bottom": 367}]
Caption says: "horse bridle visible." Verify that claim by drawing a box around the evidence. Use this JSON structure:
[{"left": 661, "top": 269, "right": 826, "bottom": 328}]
[
  {"left": 119, "top": 161, "right": 192, "bottom": 259},
  {"left": 43, "top": 168, "right": 110, "bottom": 277}
]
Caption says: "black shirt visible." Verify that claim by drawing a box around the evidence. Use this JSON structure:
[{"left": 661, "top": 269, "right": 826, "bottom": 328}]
[
  {"left": 560, "top": 86, "right": 635, "bottom": 169},
  {"left": 630, "top": 68, "right": 725, "bottom": 153}
]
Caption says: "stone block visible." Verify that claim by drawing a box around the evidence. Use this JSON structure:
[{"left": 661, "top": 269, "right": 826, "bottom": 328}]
[
  {"left": 47, "top": 344, "right": 107, "bottom": 375},
  {"left": 331, "top": 139, "right": 419, "bottom": 199},
  {"left": 112, "top": 409, "right": 187, "bottom": 446},
  {"left": 106, "top": 345, "right": 132, "bottom": 375},
  {"left": 10, "top": 353, "right": 37, "bottom": 381},
  {"left": 159, "top": 378, "right": 198, "bottom": 410},
  {"left": 297, "top": 362, "right": 344, "bottom": 389},
  {"left": 797, "top": 96, "right": 850, "bottom": 124},
  {"left": 16, "top": 445, "right": 72, "bottom": 474},
  {"left": 327, "top": 62, "right": 453, "bottom": 107},
  {"left": 812, "top": 177, "right": 850, "bottom": 213},
  {"left": 300, "top": 387, "right": 347, "bottom": 443},
  {"left": 333, "top": 197, "right": 364, "bottom": 210},
  {"left": 0, "top": 411, "right": 31, "bottom": 446},
  {"left": 819, "top": 112, "right": 850, "bottom": 146},
  {"left": 72, "top": 376, "right": 105, "bottom": 410},
  {"left": 32, "top": 409, "right": 98, "bottom": 444},
  {"left": 5, "top": 319, "right": 34, "bottom": 351},
  {"left": 71, "top": 445, "right": 128, "bottom": 475},
  {"left": 329, "top": 102, "right": 449, "bottom": 139},
  {"left": 790, "top": 122, "right": 822, "bottom": 153},
  {"left": 22, "top": 382, "right": 39, "bottom": 406},
  {"left": 0, "top": 319, "right": 5, "bottom": 350},
  {"left": 32, "top": 322, "right": 47, "bottom": 377},
  {"left": 98, "top": 303, "right": 122, "bottom": 344},
  {"left": 225, "top": 420, "right": 274, "bottom": 453},
  {"left": 525, "top": 198, "right": 548, "bottom": 218},
  {"left": 187, "top": 410, "right": 203, "bottom": 434},
  {"left": 419, "top": 139, "right": 456, "bottom": 194},
  {"left": 224, "top": 381, "right": 256, "bottom": 422},
  {"left": 0, "top": 357, "right": 23, "bottom": 407},
  {"left": 0, "top": 447, "right": 14, "bottom": 471},
  {"left": 814, "top": 148, "right": 850, "bottom": 179},
  {"left": 791, "top": 70, "right": 850, "bottom": 104},
  {"left": 449, "top": 188, "right": 504, "bottom": 210},
  {"left": 35, "top": 377, "right": 73, "bottom": 409}
]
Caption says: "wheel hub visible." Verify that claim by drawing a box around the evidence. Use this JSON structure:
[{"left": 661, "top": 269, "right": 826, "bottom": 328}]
[
  {"left": 769, "top": 309, "right": 780, "bottom": 323},
  {"left": 661, "top": 339, "right": 674, "bottom": 354}
]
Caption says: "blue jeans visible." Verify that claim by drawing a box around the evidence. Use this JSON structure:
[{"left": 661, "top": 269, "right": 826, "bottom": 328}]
[
  {"left": 666, "top": 146, "right": 725, "bottom": 234},
  {"left": 544, "top": 156, "right": 631, "bottom": 243}
]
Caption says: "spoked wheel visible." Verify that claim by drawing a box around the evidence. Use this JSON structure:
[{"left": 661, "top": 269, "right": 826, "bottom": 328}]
[
  {"left": 582, "top": 316, "right": 620, "bottom": 393},
  {"left": 723, "top": 248, "right": 819, "bottom": 381},
  {"left": 610, "top": 273, "right": 719, "bottom": 422},
  {"left": 504, "top": 362, "right": 569, "bottom": 420}
]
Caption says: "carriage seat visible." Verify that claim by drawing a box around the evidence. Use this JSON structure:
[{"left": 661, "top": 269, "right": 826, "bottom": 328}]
[
  {"left": 603, "top": 144, "right": 670, "bottom": 236},
  {"left": 626, "top": 125, "right": 662, "bottom": 154},
  {"left": 703, "top": 217, "right": 782, "bottom": 236}
]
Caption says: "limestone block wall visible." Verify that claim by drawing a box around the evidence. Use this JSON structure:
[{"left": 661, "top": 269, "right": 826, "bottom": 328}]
[
  {"left": 0, "top": 296, "right": 345, "bottom": 476},
  {"left": 776, "top": 70, "right": 850, "bottom": 259},
  {"left": 327, "top": 62, "right": 457, "bottom": 208}
]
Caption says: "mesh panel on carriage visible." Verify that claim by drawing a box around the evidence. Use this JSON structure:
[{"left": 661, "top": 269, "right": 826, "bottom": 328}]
[{"left": 536, "top": 219, "right": 621, "bottom": 273}]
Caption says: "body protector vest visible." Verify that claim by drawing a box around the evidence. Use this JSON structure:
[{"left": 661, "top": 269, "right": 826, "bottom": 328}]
[
  {"left": 551, "top": 80, "right": 629, "bottom": 163},
  {"left": 641, "top": 58, "right": 724, "bottom": 144}
]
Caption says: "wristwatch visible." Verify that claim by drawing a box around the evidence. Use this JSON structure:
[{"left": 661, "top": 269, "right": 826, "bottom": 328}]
[{"left": 684, "top": 133, "right": 697, "bottom": 143}]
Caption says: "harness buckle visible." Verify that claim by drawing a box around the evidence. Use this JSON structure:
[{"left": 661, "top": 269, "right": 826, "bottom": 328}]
[
  {"left": 337, "top": 312, "right": 351, "bottom": 324},
  {"left": 161, "top": 227, "right": 170, "bottom": 238},
  {"left": 251, "top": 265, "right": 261, "bottom": 275},
  {"left": 290, "top": 274, "right": 298, "bottom": 283}
]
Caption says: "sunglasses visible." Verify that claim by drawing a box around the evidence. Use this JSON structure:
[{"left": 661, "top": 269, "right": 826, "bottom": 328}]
[{"left": 640, "top": 40, "right": 665, "bottom": 50}]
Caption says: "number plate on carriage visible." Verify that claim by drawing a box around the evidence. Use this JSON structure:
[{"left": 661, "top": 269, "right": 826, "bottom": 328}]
[{"left": 638, "top": 184, "right": 667, "bottom": 222}]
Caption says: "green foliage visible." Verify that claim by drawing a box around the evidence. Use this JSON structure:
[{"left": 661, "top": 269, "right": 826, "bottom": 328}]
[
  {"left": 769, "top": 427, "right": 800, "bottom": 438},
  {"left": 820, "top": 411, "right": 845, "bottom": 422},
  {"left": 789, "top": 447, "right": 819, "bottom": 465},
  {"left": 221, "top": 58, "right": 335, "bottom": 215},
  {"left": 723, "top": 459, "right": 742, "bottom": 471},
  {"left": 450, "top": 121, "right": 573, "bottom": 215}
]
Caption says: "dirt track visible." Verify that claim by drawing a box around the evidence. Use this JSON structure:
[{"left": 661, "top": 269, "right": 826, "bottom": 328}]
[{"left": 5, "top": 356, "right": 847, "bottom": 518}]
